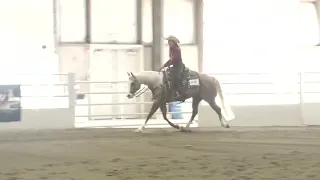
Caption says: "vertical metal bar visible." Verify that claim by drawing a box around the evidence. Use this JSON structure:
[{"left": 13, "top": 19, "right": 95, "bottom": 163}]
[
  {"left": 68, "top": 73, "right": 76, "bottom": 112},
  {"left": 87, "top": 48, "right": 92, "bottom": 120},
  {"left": 152, "top": 0, "right": 164, "bottom": 70},
  {"left": 112, "top": 49, "right": 118, "bottom": 120},
  {"left": 195, "top": 0, "right": 203, "bottom": 72},
  {"left": 85, "top": 0, "right": 91, "bottom": 43},
  {"left": 192, "top": 0, "right": 197, "bottom": 44},
  {"left": 314, "top": 1, "right": 320, "bottom": 45},
  {"left": 68, "top": 73, "right": 76, "bottom": 123},
  {"left": 85, "top": 0, "right": 92, "bottom": 120},
  {"left": 138, "top": 46, "right": 146, "bottom": 119},
  {"left": 136, "top": 0, "right": 142, "bottom": 44},
  {"left": 87, "top": 88, "right": 92, "bottom": 121},
  {"left": 52, "top": 0, "right": 59, "bottom": 51},
  {"left": 299, "top": 72, "right": 305, "bottom": 125}
]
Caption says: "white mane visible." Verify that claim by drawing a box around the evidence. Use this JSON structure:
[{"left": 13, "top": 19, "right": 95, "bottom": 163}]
[{"left": 133, "top": 71, "right": 163, "bottom": 88}]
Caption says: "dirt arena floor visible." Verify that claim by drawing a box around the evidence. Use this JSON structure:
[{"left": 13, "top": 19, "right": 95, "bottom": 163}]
[{"left": 0, "top": 127, "right": 320, "bottom": 180}]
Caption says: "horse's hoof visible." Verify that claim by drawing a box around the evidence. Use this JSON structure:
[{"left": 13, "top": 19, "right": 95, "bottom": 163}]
[
  {"left": 180, "top": 127, "right": 192, "bottom": 132},
  {"left": 224, "top": 124, "right": 230, "bottom": 128},
  {"left": 134, "top": 129, "right": 143, "bottom": 133}
]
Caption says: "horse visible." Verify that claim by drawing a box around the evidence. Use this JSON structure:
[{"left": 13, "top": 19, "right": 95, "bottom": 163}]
[{"left": 126, "top": 66, "right": 235, "bottom": 132}]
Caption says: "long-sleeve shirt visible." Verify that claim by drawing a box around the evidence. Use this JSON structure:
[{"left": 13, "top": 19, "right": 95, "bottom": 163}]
[{"left": 169, "top": 45, "right": 182, "bottom": 63}]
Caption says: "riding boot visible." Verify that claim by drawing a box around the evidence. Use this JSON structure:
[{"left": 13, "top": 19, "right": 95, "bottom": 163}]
[
  {"left": 174, "top": 83, "right": 183, "bottom": 100},
  {"left": 173, "top": 90, "right": 180, "bottom": 99},
  {"left": 171, "top": 79, "right": 180, "bottom": 99},
  {"left": 172, "top": 85, "right": 181, "bottom": 99},
  {"left": 176, "top": 86, "right": 186, "bottom": 102}
]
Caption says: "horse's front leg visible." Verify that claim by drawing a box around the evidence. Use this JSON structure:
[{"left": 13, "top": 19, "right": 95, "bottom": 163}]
[
  {"left": 135, "top": 101, "right": 160, "bottom": 132},
  {"left": 160, "top": 103, "right": 180, "bottom": 130}
]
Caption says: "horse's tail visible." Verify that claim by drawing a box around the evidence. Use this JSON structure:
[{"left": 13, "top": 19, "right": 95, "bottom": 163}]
[{"left": 214, "top": 77, "right": 235, "bottom": 121}]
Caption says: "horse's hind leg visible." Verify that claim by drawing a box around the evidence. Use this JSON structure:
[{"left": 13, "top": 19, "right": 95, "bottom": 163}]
[
  {"left": 207, "top": 100, "right": 230, "bottom": 128},
  {"left": 182, "top": 96, "right": 202, "bottom": 131},
  {"left": 160, "top": 104, "right": 180, "bottom": 130}
]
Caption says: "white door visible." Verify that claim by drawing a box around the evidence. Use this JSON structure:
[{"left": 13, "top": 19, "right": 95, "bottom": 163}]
[
  {"left": 89, "top": 49, "right": 117, "bottom": 120},
  {"left": 114, "top": 48, "right": 141, "bottom": 119}
]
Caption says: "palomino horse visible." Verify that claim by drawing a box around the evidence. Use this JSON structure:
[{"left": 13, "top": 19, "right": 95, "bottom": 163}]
[{"left": 126, "top": 67, "right": 235, "bottom": 132}]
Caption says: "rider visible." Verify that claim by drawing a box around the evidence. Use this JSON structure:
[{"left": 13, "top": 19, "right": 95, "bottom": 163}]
[{"left": 160, "top": 35, "right": 184, "bottom": 99}]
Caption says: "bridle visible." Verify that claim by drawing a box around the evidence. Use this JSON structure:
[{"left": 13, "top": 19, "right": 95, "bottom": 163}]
[{"left": 129, "top": 79, "right": 148, "bottom": 98}]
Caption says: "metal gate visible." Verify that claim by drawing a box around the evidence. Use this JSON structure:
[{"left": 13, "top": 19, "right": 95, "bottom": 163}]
[{"left": 88, "top": 45, "right": 143, "bottom": 120}]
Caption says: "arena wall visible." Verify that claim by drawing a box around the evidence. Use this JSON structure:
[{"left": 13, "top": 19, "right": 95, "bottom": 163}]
[
  {"left": 198, "top": 103, "right": 320, "bottom": 127},
  {"left": 1, "top": 45, "right": 319, "bottom": 130},
  {"left": 0, "top": 109, "right": 75, "bottom": 130}
]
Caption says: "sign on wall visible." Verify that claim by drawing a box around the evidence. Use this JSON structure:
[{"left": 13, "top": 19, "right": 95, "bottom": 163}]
[{"left": 0, "top": 85, "right": 21, "bottom": 122}]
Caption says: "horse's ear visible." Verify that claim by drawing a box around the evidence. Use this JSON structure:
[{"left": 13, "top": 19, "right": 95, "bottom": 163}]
[
  {"left": 127, "top": 72, "right": 130, "bottom": 76},
  {"left": 130, "top": 72, "right": 136, "bottom": 79}
]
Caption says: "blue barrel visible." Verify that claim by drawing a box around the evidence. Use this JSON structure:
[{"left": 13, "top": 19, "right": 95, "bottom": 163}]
[{"left": 169, "top": 102, "right": 183, "bottom": 119}]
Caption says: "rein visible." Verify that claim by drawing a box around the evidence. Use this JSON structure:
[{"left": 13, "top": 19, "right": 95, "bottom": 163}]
[{"left": 133, "top": 86, "right": 148, "bottom": 97}]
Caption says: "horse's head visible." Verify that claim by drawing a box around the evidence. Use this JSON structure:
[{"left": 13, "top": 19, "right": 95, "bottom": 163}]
[{"left": 126, "top": 72, "right": 141, "bottom": 99}]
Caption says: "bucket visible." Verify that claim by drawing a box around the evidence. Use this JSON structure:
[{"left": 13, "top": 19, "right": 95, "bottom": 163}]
[{"left": 169, "top": 102, "right": 183, "bottom": 119}]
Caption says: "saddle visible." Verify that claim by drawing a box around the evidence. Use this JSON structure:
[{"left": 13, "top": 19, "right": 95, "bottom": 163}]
[
  {"left": 163, "top": 65, "right": 197, "bottom": 101},
  {"left": 167, "top": 64, "right": 190, "bottom": 80}
]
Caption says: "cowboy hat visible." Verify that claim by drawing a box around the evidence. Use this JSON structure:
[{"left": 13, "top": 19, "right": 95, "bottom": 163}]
[{"left": 164, "top": 35, "right": 180, "bottom": 43}]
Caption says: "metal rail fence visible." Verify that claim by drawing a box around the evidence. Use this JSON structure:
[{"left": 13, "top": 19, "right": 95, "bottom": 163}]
[
  {"left": 72, "top": 72, "right": 320, "bottom": 121},
  {"left": 7, "top": 72, "right": 320, "bottom": 128}
]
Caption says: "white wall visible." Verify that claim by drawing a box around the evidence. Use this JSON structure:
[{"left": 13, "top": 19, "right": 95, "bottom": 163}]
[
  {"left": 203, "top": 0, "right": 314, "bottom": 74},
  {"left": 0, "top": 0, "right": 54, "bottom": 50},
  {"left": 58, "top": 45, "right": 199, "bottom": 81}
]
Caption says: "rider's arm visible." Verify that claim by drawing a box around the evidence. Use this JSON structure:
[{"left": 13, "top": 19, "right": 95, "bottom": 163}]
[
  {"left": 163, "top": 60, "right": 172, "bottom": 67},
  {"left": 163, "top": 48, "right": 173, "bottom": 67}
]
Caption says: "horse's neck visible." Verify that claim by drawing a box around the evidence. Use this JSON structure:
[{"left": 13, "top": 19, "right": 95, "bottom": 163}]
[{"left": 136, "top": 71, "right": 162, "bottom": 88}]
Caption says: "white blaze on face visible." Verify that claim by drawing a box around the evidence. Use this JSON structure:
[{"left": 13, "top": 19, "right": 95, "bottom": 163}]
[{"left": 126, "top": 78, "right": 134, "bottom": 98}]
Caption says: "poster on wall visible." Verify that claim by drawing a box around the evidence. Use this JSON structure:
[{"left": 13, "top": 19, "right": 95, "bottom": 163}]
[{"left": 0, "top": 85, "right": 21, "bottom": 122}]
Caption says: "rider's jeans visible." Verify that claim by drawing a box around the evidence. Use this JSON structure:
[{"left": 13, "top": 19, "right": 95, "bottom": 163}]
[{"left": 172, "top": 61, "right": 183, "bottom": 92}]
